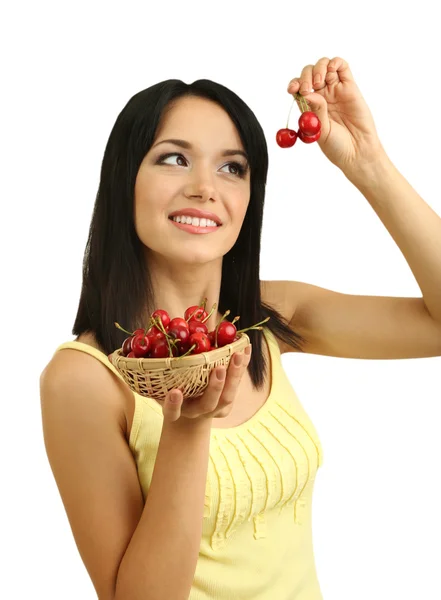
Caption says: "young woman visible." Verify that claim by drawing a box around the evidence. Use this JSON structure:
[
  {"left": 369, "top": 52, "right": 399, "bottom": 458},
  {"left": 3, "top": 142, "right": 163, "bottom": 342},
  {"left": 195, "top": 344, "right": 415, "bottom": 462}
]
[{"left": 40, "top": 57, "right": 441, "bottom": 600}]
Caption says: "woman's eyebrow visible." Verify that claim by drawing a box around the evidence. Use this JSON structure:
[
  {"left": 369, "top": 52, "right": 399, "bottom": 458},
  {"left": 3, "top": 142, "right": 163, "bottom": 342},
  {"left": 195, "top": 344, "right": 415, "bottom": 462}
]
[{"left": 152, "top": 138, "right": 249, "bottom": 161}]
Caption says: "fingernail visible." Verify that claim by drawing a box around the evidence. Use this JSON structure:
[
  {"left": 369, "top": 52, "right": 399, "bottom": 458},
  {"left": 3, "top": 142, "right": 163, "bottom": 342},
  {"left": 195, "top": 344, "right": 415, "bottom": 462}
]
[
  {"left": 233, "top": 352, "right": 243, "bottom": 366},
  {"left": 245, "top": 345, "right": 252, "bottom": 355},
  {"left": 216, "top": 368, "right": 226, "bottom": 380},
  {"left": 170, "top": 391, "right": 180, "bottom": 403}
]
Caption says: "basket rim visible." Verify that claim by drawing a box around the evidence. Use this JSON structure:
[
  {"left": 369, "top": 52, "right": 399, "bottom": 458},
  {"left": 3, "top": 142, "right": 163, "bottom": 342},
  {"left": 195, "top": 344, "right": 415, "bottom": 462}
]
[{"left": 110, "top": 331, "right": 250, "bottom": 371}]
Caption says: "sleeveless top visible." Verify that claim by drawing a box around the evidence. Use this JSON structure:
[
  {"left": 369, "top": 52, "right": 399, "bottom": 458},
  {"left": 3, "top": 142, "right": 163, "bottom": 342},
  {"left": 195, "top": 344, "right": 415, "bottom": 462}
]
[{"left": 54, "top": 327, "right": 324, "bottom": 599}]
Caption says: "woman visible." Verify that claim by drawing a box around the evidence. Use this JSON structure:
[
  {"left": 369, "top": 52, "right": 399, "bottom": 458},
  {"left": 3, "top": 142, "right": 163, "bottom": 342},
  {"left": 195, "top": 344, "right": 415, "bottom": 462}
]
[{"left": 39, "top": 57, "right": 441, "bottom": 600}]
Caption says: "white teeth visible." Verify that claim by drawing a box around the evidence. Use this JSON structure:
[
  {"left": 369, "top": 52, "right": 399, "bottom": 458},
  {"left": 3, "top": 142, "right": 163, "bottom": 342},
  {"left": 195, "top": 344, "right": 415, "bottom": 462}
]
[{"left": 171, "top": 215, "right": 218, "bottom": 227}]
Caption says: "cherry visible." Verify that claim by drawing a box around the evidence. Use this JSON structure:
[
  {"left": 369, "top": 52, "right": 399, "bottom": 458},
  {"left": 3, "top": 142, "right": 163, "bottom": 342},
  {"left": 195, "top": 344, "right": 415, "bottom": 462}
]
[
  {"left": 146, "top": 328, "right": 165, "bottom": 345},
  {"left": 168, "top": 317, "right": 189, "bottom": 331},
  {"left": 150, "top": 337, "right": 170, "bottom": 358},
  {"left": 151, "top": 309, "right": 170, "bottom": 329},
  {"left": 216, "top": 320, "right": 237, "bottom": 347},
  {"left": 188, "top": 320, "right": 208, "bottom": 335},
  {"left": 122, "top": 336, "right": 133, "bottom": 356},
  {"left": 276, "top": 128, "right": 297, "bottom": 148},
  {"left": 185, "top": 305, "right": 208, "bottom": 322},
  {"left": 168, "top": 323, "right": 191, "bottom": 353},
  {"left": 131, "top": 332, "right": 151, "bottom": 358},
  {"left": 276, "top": 96, "right": 298, "bottom": 148},
  {"left": 127, "top": 351, "right": 136, "bottom": 358},
  {"left": 187, "top": 332, "right": 211, "bottom": 354},
  {"left": 277, "top": 94, "right": 321, "bottom": 148},
  {"left": 133, "top": 328, "right": 146, "bottom": 336},
  {"left": 298, "top": 111, "right": 321, "bottom": 136},
  {"left": 298, "top": 129, "right": 321, "bottom": 144}
]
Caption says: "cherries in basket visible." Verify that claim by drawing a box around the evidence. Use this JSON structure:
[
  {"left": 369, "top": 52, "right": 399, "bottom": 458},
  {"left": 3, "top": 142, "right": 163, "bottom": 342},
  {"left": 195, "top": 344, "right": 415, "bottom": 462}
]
[{"left": 115, "top": 298, "right": 270, "bottom": 359}]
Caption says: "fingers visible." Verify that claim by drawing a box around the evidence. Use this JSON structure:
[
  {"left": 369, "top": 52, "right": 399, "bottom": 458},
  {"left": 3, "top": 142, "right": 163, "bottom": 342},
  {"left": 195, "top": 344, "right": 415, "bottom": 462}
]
[
  {"left": 214, "top": 344, "right": 252, "bottom": 417},
  {"left": 162, "top": 389, "right": 183, "bottom": 422},
  {"left": 177, "top": 364, "right": 227, "bottom": 420},
  {"left": 163, "top": 344, "right": 252, "bottom": 422},
  {"left": 288, "top": 56, "right": 352, "bottom": 97}
]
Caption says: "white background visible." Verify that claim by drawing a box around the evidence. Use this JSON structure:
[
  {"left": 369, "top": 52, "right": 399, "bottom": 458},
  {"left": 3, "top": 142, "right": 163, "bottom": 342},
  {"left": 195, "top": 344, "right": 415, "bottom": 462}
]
[{"left": 2, "top": 1, "right": 440, "bottom": 598}]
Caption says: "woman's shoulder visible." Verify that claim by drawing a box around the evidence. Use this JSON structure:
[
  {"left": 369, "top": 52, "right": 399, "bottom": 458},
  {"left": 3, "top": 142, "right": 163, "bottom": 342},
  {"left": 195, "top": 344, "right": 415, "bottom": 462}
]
[{"left": 41, "top": 332, "right": 130, "bottom": 437}]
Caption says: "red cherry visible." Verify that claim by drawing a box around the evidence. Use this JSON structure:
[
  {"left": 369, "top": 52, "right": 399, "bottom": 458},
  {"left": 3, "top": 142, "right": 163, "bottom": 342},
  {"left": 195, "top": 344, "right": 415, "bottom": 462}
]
[
  {"left": 208, "top": 331, "right": 216, "bottom": 347},
  {"left": 146, "top": 328, "right": 165, "bottom": 345},
  {"left": 188, "top": 332, "right": 211, "bottom": 354},
  {"left": 131, "top": 332, "right": 151, "bottom": 358},
  {"left": 168, "top": 323, "right": 191, "bottom": 353},
  {"left": 276, "top": 128, "right": 297, "bottom": 148},
  {"left": 185, "top": 305, "right": 208, "bottom": 322},
  {"left": 298, "top": 111, "right": 321, "bottom": 136},
  {"left": 188, "top": 320, "right": 208, "bottom": 335},
  {"left": 169, "top": 317, "right": 189, "bottom": 330},
  {"left": 150, "top": 337, "right": 170, "bottom": 358},
  {"left": 127, "top": 351, "right": 136, "bottom": 358},
  {"left": 122, "top": 336, "right": 134, "bottom": 356},
  {"left": 151, "top": 309, "right": 170, "bottom": 329},
  {"left": 132, "top": 328, "right": 146, "bottom": 336},
  {"left": 298, "top": 129, "right": 321, "bottom": 144},
  {"left": 216, "top": 321, "right": 237, "bottom": 347}
]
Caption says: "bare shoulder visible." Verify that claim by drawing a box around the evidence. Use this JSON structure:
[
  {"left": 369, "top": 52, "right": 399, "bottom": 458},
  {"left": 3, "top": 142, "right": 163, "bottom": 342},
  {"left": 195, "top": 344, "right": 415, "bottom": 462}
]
[{"left": 40, "top": 333, "right": 128, "bottom": 437}]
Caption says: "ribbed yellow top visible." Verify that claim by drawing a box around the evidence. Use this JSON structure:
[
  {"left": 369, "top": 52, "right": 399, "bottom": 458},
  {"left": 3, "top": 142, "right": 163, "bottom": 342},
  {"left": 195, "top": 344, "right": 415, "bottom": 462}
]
[{"left": 55, "top": 328, "right": 324, "bottom": 599}]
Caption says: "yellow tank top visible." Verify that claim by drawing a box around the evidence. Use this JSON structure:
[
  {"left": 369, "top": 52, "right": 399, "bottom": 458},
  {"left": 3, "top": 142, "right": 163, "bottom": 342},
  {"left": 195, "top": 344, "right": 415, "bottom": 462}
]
[{"left": 54, "top": 327, "right": 324, "bottom": 599}]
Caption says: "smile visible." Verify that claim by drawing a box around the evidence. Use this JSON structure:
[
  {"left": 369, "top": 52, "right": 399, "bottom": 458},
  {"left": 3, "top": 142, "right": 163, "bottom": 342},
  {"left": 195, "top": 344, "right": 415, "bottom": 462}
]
[{"left": 168, "top": 217, "right": 221, "bottom": 235}]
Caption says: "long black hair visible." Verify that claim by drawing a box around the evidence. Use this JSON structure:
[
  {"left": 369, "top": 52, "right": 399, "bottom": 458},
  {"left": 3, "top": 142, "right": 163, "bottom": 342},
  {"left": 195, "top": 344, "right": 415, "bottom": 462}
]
[{"left": 72, "top": 79, "right": 306, "bottom": 390}]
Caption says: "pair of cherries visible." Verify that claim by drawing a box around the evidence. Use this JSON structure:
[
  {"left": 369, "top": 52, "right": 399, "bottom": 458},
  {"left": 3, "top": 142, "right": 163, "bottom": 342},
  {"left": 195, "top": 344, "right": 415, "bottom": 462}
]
[{"left": 276, "top": 92, "right": 321, "bottom": 148}]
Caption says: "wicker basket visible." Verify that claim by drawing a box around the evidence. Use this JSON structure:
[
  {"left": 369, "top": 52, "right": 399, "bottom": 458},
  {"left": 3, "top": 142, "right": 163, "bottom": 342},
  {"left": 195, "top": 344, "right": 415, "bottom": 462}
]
[{"left": 109, "top": 332, "right": 250, "bottom": 401}]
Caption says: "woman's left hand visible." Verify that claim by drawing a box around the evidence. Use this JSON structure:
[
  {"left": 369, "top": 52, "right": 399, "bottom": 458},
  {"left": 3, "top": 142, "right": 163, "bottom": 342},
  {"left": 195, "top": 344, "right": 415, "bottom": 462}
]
[{"left": 288, "top": 57, "right": 387, "bottom": 175}]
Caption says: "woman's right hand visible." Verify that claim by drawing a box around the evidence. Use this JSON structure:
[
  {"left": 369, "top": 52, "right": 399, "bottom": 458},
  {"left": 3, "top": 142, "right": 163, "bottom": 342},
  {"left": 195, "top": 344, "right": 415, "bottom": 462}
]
[{"left": 160, "top": 344, "right": 252, "bottom": 423}]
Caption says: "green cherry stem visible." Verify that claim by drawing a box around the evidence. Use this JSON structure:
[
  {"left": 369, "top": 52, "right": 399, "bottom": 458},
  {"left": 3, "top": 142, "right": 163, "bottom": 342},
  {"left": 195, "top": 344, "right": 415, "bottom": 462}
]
[
  {"left": 180, "top": 343, "right": 197, "bottom": 358},
  {"left": 114, "top": 322, "right": 133, "bottom": 336},
  {"left": 237, "top": 316, "right": 270, "bottom": 334},
  {"left": 293, "top": 92, "right": 309, "bottom": 114},
  {"left": 201, "top": 302, "right": 217, "bottom": 324},
  {"left": 286, "top": 97, "right": 296, "bottom": 129}
]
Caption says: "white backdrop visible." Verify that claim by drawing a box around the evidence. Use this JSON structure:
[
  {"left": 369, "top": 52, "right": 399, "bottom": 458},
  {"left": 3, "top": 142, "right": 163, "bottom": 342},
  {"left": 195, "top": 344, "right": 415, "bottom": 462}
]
[{"left": 2, "top": 1, "right": 440, "bottom": 599}]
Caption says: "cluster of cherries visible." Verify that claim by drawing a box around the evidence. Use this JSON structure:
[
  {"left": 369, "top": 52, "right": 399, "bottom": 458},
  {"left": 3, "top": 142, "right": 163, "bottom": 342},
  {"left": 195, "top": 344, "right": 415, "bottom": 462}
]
[
  {"left": 276, "top": 92, "right": 321, "bottom": 148},
  {"left": 115, "top": 299, "right": 270, "bottom": 359}
]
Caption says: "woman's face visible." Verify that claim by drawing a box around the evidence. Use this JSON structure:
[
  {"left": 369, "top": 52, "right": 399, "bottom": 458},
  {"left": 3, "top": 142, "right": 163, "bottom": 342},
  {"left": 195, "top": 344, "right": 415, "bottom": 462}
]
[{"left": 134, "top": 96, "right": 251, "bottom": 267}]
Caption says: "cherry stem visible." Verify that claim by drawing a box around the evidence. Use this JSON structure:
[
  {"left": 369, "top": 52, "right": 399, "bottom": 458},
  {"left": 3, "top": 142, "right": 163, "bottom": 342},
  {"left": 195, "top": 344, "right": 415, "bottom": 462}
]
[
  {"left": 293, "top": 92, "right": 309, "bottom": 114},
  {"left": 201, "top": 302, "right": 217, "bottom": 324},
  {"left": 231, "top": 316, "right": 240, "bottom": 326},
  {"left": 180, "top": 343, "right": 197, "bottom": 358},
  {"left": 286, "top": 97, "right": 296, "bottom": 128},
  {"left": 114, "top": 322, "right": 133, "bottom": 336},
  {"left": 237, "top": 316, "right": 270, "bottom": 334}
]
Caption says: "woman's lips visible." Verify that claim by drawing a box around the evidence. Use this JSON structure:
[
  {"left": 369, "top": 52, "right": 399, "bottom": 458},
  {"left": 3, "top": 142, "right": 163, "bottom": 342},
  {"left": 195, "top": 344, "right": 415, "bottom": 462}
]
[{"left": 169, "top": 218, "right": 220, "bottom": 235}]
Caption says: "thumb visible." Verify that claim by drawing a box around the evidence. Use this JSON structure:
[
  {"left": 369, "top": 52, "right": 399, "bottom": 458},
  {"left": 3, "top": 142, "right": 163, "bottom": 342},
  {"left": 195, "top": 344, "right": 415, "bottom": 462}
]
[
  {"left": 163, "top": 389, "right": 183, "bottom": 422},
  {"left": 297, "top": 92, "right": 330, "bottom": 139}
]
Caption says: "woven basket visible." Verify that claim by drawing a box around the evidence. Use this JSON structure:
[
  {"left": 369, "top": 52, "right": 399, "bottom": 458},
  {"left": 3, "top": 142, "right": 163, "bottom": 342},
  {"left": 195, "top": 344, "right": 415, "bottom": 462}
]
[{"left": 109, "top": 332, "right": 250, "bottom": 401}]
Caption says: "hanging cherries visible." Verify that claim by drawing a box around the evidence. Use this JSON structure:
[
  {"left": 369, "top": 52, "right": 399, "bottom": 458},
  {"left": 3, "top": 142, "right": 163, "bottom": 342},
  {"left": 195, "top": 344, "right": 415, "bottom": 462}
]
[{"left": 276, "top": 92, "right": 321, "bottom": 148}]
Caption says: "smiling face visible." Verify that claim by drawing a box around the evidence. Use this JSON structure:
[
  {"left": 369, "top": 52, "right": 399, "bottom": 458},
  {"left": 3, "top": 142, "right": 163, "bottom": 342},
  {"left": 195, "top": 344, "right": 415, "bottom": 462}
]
[{"left": 134, "top": 95, "right": 251, "bottom": 268}]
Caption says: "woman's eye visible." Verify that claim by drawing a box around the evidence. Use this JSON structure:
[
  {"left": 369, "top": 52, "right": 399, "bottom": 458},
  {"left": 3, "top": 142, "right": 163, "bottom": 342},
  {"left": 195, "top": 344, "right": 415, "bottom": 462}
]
[{"left": 157, "top": 153, "right": 247, "bottom": 178}]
